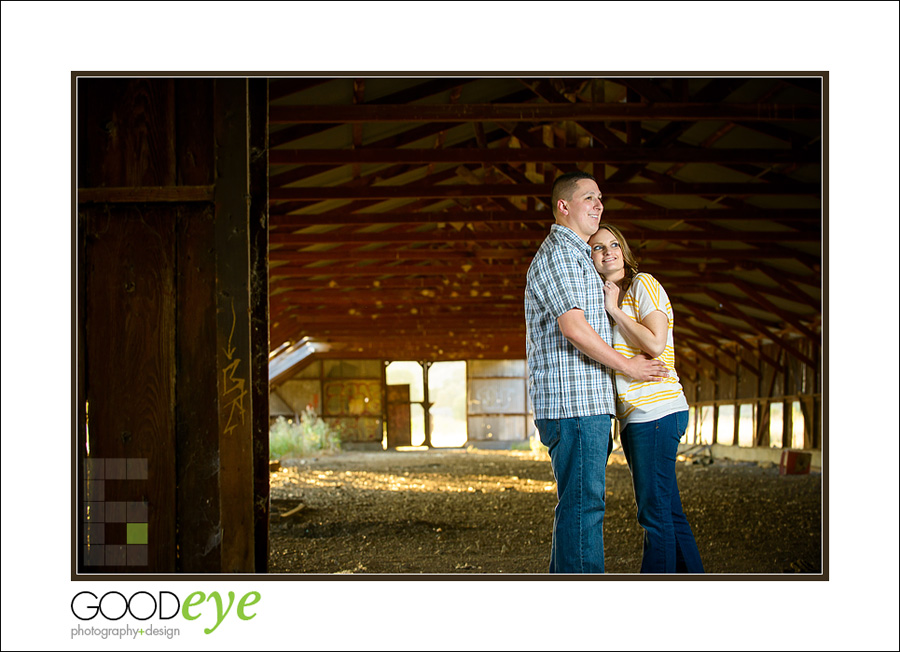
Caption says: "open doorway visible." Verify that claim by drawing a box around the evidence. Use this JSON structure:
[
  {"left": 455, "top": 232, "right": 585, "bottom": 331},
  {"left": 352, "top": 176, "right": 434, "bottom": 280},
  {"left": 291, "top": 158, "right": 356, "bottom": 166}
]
[
  {"left": 428, "top": 361, "right": 467, "bottom": 448},
  {"left": 385, "top": 360, "right": 467, "bottom": 448}
]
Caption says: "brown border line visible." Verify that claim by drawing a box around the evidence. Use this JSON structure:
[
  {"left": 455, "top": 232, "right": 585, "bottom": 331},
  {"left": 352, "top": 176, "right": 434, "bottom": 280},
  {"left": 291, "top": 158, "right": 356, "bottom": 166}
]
[{"left": 72, "top": 70, "right": 827, "bottom": 582}]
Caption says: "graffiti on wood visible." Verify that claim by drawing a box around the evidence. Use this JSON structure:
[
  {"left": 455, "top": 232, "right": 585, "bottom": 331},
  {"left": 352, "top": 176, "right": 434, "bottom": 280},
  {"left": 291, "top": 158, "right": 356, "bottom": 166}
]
[
  {"left": 323, "top": 380, "right": 382, "bottom": 417},
  {"left": 222, "top": 299, "right": 248, "bottom": 435}
]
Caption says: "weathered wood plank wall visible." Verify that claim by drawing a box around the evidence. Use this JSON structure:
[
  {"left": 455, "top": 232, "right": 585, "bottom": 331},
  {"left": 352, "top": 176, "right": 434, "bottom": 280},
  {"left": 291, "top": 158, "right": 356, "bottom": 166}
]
[
  {"left": 680, "top": 337, "right": 822, "bottom": 449},
  {"left": 77, "top": 78, "right": 268, "bottom": 574}
]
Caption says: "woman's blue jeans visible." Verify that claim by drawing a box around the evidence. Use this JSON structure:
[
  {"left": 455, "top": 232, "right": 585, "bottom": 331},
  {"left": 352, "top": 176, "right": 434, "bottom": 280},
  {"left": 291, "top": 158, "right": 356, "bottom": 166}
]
[
  {"left": 535, "top": 415, "right": 613, "bottom": 573},
  {"left": 620, "top": 411, "right": 704, "bottom": 573}
]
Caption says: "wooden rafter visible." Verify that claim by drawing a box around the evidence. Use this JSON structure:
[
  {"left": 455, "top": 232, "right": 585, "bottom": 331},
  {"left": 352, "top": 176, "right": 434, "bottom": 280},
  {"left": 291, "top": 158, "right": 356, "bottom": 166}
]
[
  {"left": 704, "top": 288, "right": 817, "bottom": 368},
  {"left": 262, "top": 76, "right": 822, "bottom": 377},
  {"left": 268, "top": 147, "right": 819, "bottom": 166},
  {"left": 270, "top": 181, "right": 820, "bottom": 201},
  {"left": 730, "top": 278, "right": 821, "bottom": 341},
  {"left": 680, "top": 302, "right": 782, "bottom": 372},
  {"left": 677, "top": 335, "right": 735, "bottom": 377},
  {"left": 270, "top": 102, "right": 821, "bottom": 124}
]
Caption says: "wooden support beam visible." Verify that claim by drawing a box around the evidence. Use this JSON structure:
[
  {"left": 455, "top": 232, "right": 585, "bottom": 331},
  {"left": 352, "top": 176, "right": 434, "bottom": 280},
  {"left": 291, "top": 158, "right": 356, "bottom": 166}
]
[
  {"left": 269, "top": 147, "right": 819, "bottom": 166},
  {"left": 671, "top": 289, "right": 797, "bottom": 330},
  {"left": 213, "top": 79, "right": 255, "bottom": 573},
  {"left": 268, "top": 82, "right": 525, "bottom": 148},
  {"left": 270, "top": 229, "right": 544, "bottom": 245},
  {"left": 270, "top": 246, "right": 524, "bottom": 266},
  {"left": 422, "top": 361, "right": 433, "bottom": 448},
  {"left": 296, "top": 329, "right": 527, "bottom": 341},
  {"left": 679, "top": 340, "right": 735, "bottom": 377},
  {"left": 712, "top": 364, "right": 720, "bottom": 445},
  {"left": 175, "top": 203, "right": 221, "bottom": 572},
  {"left": 731, "top": 278, "right": 821, "bottom": 341},
  {"left": 755, "top": 348, "right": 785, "bottom": 446},
  {"left": 606, "top": 80, "right": 759, "bottom": 184},
  {"left": 273, "top": 292, "right": 524, "bottom": 306},
  {"left": 811, "top": 344, "right": 821, "bottom": 450},
  {"left": 705, "top": 288, "right": 817, "bottom": 368},
  {"left": 269, "top": 207, "right": 821, "bottom": 224},
  {"left": 268, "top": 227, "right": 820, "bottom": 246},
  {"left": 271, "top": 208, "right": 550, "bottom": 225},
  {"left": 675, "top": 352, "right": 702, "bottom": 375},
  {"left": 616, "top": 78, "right": 674, "bottom": 102},
  {"left": 270, "top": 243, "right": 819, "bottom": 268},
  {"left": 269, "top": 102, "right": 821, "bottom": 123},
  {"left": 635, "top": 248, "right": 820, "bottom": 264},
  {"left": 783, "top": 399, "right": 794, "bottom": 449},
  {"left": 675, "top": 297, "right": 759, "bottom": 338},
  {"left": 270, "top": 125, "right": 461, "bottom": 186},
  {"left": 663, "top": 277, "right": 819, "bottom": 307},
  {"left": 755, "top": 264, "right": 822, "bottom": 309},
  {"left": 270, "top": 262, "right": 528, "bottom": 276},
  {"left": 273, "top": 278, "right": 523, "bottom": 293},
  {"left": 276, "top": 313, "right": 526, "bottom": 328},
  {"left": 270, "top": 181, "right": 821, "bottom": 201},
  {"left": 268, "top": 78, "right": 332, "bottom": 101},
  {"left": 273, "top": 301, "right": 525, "bottom": 315},
  {"left": 271, "top": 261, "right": 732, "bottom": 280},
  {"left": 681, "top": 303, "right": 783, "bottom": 371},
  {"left": 679, "top": 321, "right": 761, "bottom": 377},
  {"left": 79, "top": 186, "right": 215, "bottom": 203},
  {"left": 248, "top": 78, "right": 270, "bottom": 573},
  {"left": 733, "top": 365, "right": 741, "bottom": 447}
]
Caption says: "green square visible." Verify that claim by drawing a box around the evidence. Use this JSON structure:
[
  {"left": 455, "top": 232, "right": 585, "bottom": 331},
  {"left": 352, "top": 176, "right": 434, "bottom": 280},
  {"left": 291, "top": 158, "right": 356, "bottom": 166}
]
[{"left": 126, "top": 523, "right": 148, "bottom": 545}]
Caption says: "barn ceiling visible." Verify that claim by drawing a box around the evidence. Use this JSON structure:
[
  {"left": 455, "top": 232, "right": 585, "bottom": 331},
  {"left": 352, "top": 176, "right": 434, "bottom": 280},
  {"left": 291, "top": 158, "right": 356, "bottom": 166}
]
[{"left": 266, "top": 76, "right": 822, "bottom": 374}]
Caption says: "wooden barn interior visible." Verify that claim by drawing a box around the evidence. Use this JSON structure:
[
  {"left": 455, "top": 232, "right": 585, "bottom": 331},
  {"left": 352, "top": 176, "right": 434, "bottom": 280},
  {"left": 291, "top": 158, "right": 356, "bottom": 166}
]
[{"left": 76, "top": 75, "right": 823, "bottom": 574}]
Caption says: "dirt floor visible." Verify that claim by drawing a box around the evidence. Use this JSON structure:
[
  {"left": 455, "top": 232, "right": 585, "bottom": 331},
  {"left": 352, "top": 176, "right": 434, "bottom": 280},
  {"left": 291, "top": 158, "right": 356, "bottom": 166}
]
[{"left": 267, "top": 447, "right": 822, "bottom": 575}]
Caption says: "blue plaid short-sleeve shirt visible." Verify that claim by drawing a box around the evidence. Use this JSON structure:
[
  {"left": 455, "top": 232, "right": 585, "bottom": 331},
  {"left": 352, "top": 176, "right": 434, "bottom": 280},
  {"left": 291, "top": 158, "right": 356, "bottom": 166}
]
[{"left": 525, "top": 224, "right": 616, "bottom": 419}]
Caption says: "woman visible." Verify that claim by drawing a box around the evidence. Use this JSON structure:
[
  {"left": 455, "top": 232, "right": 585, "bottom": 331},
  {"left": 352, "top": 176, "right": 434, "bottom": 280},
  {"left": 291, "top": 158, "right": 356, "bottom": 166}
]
[{"left": 589, "top": 223, "right": 704, "bottom": 573}]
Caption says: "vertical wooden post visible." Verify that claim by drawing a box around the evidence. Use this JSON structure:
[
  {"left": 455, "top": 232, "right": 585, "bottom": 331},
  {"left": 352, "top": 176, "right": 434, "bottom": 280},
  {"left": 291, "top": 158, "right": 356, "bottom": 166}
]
[
  {"left": 214, "top": 79, "right": 255, "bottom": 572},
  {"left": 782, "top": 358, "right": 793, "bottom": 449},
  {"left": 169, "top": 79, "right": 223, "bottom": 573},
  {"left": 381, "top": 360, "right": 390, "bottom": 446},
  {"left": 422, "top": 361, "right": 433, "bottom": 448},
  {"left": 175, "top": 203, "right": 221, "bottom": 572},
  {"left": 783, "top": 401, "right": 794, "bottom": 449},
  {"left": 711, "top": 357, "right": 719, "bottom": 445},
  {"left": 732, "top": 353, "right": 740, "bottom": 446},
  {"left": 692, "top": 373, "right": 700, "bottom": 444},
  {"left": 811, "top": 341, "right": 821, "bottom": 450},
  {"left": 248, "top": 77, "right": 270, "bottom": 573}
]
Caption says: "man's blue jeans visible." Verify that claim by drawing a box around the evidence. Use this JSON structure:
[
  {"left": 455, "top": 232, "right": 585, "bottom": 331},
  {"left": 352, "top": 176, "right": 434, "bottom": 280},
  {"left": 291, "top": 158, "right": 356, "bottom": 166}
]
[
  {"left": 535, "top": 415, "right": 613, "bottom": 573},
  {"left": 620, "top": 411, "right": 704, "bottom": 573}
]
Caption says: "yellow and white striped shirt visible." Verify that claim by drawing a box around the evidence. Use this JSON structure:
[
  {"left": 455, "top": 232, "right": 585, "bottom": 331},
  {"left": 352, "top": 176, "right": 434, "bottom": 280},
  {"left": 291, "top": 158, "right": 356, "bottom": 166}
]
[{"left": 612, "top": 273, "right": 689, "bottom": 427}]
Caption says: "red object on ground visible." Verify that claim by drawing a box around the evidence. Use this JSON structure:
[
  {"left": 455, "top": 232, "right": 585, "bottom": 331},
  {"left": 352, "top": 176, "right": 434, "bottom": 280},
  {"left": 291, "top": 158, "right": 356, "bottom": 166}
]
[{"left": 779, "top": 450, "right": 811, "bottom": 475}]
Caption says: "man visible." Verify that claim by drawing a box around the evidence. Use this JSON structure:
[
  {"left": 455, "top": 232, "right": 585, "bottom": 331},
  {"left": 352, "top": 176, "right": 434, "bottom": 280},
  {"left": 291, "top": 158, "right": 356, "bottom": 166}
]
[{"left": 525, "top": 171, "right": 667, "bottom": 573}]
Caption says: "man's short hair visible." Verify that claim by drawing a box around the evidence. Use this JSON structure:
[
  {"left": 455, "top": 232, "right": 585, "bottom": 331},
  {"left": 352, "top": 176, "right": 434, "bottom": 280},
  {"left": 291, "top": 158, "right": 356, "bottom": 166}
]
[{"left": 551, "top": 171, "right": 598, "bottom": 217}]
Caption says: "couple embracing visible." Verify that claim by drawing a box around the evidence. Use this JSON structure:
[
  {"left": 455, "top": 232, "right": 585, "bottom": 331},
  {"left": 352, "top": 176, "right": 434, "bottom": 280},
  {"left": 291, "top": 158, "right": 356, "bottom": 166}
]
[{"left": 525, "top": 171, "right": 704, "bottom": 574}]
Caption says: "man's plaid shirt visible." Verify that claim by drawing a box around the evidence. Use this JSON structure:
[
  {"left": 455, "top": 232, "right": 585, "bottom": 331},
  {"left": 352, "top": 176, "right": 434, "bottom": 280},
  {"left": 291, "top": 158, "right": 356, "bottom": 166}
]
[{"left": 525, "top": 224, "right": 616, "bottom": 419}]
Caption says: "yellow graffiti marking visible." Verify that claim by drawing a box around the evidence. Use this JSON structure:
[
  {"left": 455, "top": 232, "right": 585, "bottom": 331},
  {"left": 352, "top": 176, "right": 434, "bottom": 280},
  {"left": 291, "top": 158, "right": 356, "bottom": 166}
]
[{"left": 222, "top": 299, "right": 247, "bottom": 435}]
